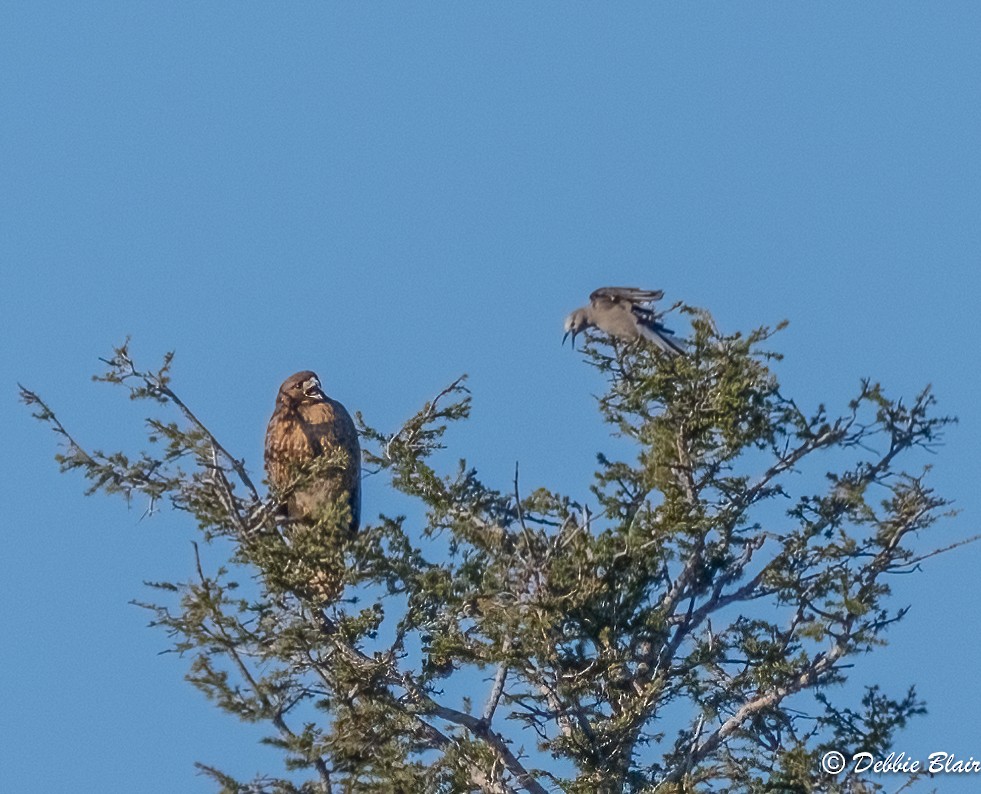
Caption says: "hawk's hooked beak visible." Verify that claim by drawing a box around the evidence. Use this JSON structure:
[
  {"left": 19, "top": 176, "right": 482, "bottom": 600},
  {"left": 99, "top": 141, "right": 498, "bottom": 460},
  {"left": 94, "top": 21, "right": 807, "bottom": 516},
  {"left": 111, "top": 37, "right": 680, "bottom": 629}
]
[{"left": 303, "top": 377, "right": 325, "bottom": 400}]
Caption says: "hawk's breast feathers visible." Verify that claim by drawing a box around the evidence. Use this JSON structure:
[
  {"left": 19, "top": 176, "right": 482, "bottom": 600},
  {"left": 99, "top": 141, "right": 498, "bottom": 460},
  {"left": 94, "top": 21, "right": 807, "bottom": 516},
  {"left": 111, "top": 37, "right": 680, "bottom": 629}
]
[{"left": 264, "top": 371, "right": 361, "bottom": 531}]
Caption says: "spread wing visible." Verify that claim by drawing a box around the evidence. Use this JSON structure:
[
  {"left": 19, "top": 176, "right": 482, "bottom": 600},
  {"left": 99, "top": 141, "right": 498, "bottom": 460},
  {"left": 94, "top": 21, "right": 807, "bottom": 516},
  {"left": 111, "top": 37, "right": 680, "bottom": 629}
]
[
  {"left": 589, "top": 286, "right": 665, "bottom": 307},
  {"left": 587, "top": 286, "right": 684, "bottom": 354}
]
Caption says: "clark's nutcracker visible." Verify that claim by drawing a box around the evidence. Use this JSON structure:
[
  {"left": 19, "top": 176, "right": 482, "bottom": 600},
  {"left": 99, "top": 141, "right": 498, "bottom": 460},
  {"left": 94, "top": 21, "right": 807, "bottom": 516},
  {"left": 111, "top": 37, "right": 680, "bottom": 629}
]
[{"left": 563, "top": 287, "right": 683, "bottom": 355}]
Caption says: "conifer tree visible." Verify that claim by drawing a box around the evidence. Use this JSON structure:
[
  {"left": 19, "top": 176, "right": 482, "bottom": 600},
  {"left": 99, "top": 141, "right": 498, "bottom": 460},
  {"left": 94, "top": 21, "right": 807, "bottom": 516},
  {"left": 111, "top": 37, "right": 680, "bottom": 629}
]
[{"left": 22, "top": 307, "right": 960, "bottom": 793}]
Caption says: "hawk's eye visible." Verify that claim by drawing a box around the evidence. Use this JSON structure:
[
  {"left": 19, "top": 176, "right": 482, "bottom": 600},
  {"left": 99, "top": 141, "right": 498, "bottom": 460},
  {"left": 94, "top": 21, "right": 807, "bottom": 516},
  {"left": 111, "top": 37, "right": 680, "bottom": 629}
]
[{"left": 294, "top": 383, "right": 302, "bottom": 390}]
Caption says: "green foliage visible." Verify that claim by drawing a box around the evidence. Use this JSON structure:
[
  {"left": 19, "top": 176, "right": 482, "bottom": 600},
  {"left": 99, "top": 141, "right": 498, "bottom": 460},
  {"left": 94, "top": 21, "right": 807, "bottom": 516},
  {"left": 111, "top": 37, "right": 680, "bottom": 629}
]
[{"left": 21, "top": 310, "right": 963, "bottom": 793}]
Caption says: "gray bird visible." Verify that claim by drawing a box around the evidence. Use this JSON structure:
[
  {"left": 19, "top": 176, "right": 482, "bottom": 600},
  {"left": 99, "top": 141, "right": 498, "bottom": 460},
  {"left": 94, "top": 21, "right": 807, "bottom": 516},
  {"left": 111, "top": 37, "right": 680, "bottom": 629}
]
[{"left": 563, "top": 287, "right": 683, "bottom": 354}]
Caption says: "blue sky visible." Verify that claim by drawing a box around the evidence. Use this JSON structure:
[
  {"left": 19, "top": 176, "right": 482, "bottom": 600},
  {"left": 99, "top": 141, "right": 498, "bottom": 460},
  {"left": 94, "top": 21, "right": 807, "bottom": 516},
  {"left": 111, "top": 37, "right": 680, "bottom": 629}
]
[{"left": 3, "top": 3, "right": 980, "bottom": 791}]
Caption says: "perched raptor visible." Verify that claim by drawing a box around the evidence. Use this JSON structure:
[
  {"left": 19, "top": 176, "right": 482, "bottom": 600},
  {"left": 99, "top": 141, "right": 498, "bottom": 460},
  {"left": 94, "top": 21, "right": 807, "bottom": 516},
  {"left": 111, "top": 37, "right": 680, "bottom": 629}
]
[
  {"left": 563, "top": 286, "right": 683, "bottom": 354},
  {"left": 264, "top": 370, "right": 361, "bottom": 532}
]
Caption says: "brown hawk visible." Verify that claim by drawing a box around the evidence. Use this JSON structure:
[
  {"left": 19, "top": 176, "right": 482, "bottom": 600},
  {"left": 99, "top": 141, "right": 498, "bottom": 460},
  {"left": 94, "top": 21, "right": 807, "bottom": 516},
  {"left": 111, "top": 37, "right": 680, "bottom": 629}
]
[{"left": 264, "top": 370, "right": 361, "bottom": 532}]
